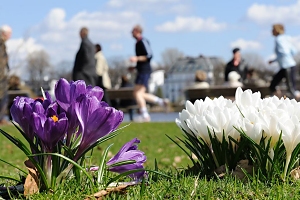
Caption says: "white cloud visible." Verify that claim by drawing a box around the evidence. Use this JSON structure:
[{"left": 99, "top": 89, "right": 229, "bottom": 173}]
[
  {"left": 107, "top": 0, "right": 189, "bottom": 14},
  {"left": 7, "top": 37, "right": 44, "bottom": 55},
  {"left": 247, "top": 0, "right": 300, "bottom": 25},
  {"left": 230, "top": 38, "right": 262, "bottom": 51},
  {"left": 169, "top": 4, "right": 190, "bottom": 14},
  {"left": 110, "top": 43, "right": 123, "bottom": 51},
  {"left": 291, "top": 35, "right": 300, "bottom": 51},
  {"left": 6, "top": 37, "right": 44, "bottom": 76},
  {"left": 155, "top": 16, "right": 226, "bottom": 32},
  {"left": 108, "top": 0, "right": 179, "bottom": 8},
  {"left": 25, "top": 8, "right": 143, "bottom": 63}
]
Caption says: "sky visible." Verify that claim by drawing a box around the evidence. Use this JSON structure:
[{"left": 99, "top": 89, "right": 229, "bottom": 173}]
[{"left": 1, "top": 0, "right": 300, "bottom": 77}]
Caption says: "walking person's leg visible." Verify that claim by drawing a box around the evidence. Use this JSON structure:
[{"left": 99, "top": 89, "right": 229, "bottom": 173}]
[
  {"left": 133, "top": 73, "right": 170, "bottom": 122},
  {"left": 269, "top": 69, "right": 285, "bottom": 97},
  {"left": 134, "top": 84, "right": 150, "bottom": 122},
  {"left": 285, "top": 67, "right": 298, "bottom": 99}
]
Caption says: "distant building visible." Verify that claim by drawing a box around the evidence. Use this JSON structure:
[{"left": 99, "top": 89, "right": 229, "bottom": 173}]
[
  {"left": 148, "top": 70, "right": 165, "bottom": 94},
  {"left": 163, "top": 55, "right": 225, "bottom": 103}
]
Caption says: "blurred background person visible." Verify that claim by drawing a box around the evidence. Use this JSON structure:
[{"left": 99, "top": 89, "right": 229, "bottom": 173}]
[
  {"left": 129, "top": 24, "right": 169, "bottom": 122},
  {"left": 0, "top": 25, "right": 12, "bottom": 124},
  {"left": 243, "top": 68, "right": 267, "bottom": 87},
  {"left": 192, "top": 70, "right": 209, "bottom": 89},
  {"left": 223, "top": 71, "right": 243, "bottom": 88},
  {"left": 224, "top": 48, "right": 248, "bottom": 83},
  {"left": 95, "top": 43, "right": 112, "bottom": 105},
  {"left": 268, "top": 23, "right": 298, "bottom": 99},
  {"left": 8, "top": 75, "right": 20, "bottom": 120},
  {"left": 8, "top": 74, "right": 20, "bottom": 91},
  {"left": 72, "top": 27, "right": 97, "bottom": 86}
]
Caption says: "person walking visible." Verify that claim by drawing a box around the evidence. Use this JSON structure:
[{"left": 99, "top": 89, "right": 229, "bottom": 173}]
[
  {"left": 72, "top": 27, "right": 97, "bottom": 86},
  {"left": 0, "top": 25, "right": 12, "bottom": 124},
  {"left": 129, "top": 25, "right": 169, "bottom": 122},
  {"left": 95, "top": 43, "right": 112, "bottom": 105},
  {"left": 268, "top": 23, "right": 298, "bottom": 98}
]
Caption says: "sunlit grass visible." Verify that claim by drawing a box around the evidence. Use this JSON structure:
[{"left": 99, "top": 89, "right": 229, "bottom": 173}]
[{"left": 1, "top": 122, "right": 299, "bottom": 199}]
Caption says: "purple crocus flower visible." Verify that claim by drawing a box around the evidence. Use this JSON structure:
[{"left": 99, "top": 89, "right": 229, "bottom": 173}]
[
  {"left": 54, "top": 78, "right": 104, "bottom": 145},
  {"left": 107, "top": 138, "right": 147, "bottom": 180},
  {"left": 31, "top": 102, "right": 68, "bottom": 152},
  {"left": 10, "top": 96, "right": 35, "bottom": 140},
  {"left": 74, "top": 94, "right": 123, "bottom": 160}
]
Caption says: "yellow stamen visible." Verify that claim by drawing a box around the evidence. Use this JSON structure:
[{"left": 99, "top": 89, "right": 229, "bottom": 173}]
[{"left": 51, "top": 115, "right": 58, "bottom": 122}]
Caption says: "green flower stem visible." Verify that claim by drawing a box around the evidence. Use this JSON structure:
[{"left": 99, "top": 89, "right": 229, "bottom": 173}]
[
  {"left": 283, "top": 154, "right": 291, "bottom": 180},
  {"left": 211, "top": 151, "right": 220, "bottom": 168},
  {"left": 44, "top": 155, "right": 52, "bottom": 187}
]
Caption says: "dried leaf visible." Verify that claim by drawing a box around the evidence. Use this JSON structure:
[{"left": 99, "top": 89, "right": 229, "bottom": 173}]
[
  {"left": 106, "top": 185, "right": 127, "bottom": 192},
  {"left": 24, "top": 160, "right": 39, "bottom": 196},
  {"left": 290, "top": 166, "right": 300, "bottom": 180},
  {"left": 85, "top": 185, "right": 128, "bottom": 200}
]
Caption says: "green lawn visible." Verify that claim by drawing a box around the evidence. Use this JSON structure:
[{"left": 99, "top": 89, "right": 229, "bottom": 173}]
[
  {"left": 1, "top": 122, "right": 300, "bottom": 199},
  {"left": 0, "top": 122, "right": 191, "bottom": 174}
]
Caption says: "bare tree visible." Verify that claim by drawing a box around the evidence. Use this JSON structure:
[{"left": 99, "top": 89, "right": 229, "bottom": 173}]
[
  {"left": 53, "top": 60, "right": 73, "bottom": 81},
  {"left": 242, "top": 52, "right": 268, "bottom": 71},
  {"left": 242, "top": 52, "right": 274, "bottom": 81},
  {"left": 26, "top": 50, "right": 51, "bottom": 94},
  {"left": 107, "top": 56, "right": 129, "bottom": 88},
  {"left": 161, "top": 48, "right": 184, "bottom": 70}
]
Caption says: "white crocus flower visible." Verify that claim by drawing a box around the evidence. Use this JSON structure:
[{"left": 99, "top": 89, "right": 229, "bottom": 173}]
[
  {"left": 261, "top": 109, "right": 288, "bottom": 148},
  {"left": 185, "top": 100, "right": 197, "bottom": 116},
  {"left": 176, "top": 109, "right": 193, "bottom": 135},
  {"left": 235, "top": 87, "right": 262, "bottom": 110},
  {"left": 187, "top": 115, "right": 211, "bottom": 145},
  {"left": 242, "top": 107, "right": 265, "bottom": 144},
  {"left": 205, "top": 106, "right": 241, "bottom": 142},
  {"left": 278, "top": 116, "right": 300, "bottom": 179}
]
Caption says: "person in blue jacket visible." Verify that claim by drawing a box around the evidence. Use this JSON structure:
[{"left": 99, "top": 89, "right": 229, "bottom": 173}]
[{"left": 268, "top": 23, "right": 298, "bottom": 98}]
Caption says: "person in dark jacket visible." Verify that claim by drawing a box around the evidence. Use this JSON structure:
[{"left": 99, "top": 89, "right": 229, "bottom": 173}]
[
  {"left": 224, "top": 48, "right": 248, "bottom": 83},
  {"left": 72, "top": 27, "right": 97, "bottom": 86},
  {"left": 0, "top": 25, "right": 12, "bottom": 124},
  {"left": 129, "top": 25, "right": 169, "bottom": 122}
]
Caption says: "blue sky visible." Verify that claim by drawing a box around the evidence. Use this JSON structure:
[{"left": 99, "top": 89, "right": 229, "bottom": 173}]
[{"left": 1, "top": 0, "right": 300, "bottom": 76}]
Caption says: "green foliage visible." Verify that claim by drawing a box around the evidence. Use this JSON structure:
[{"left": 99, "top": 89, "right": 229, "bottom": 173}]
[{"left": 1, "top": 123, "right": 300, "bottom": 199}]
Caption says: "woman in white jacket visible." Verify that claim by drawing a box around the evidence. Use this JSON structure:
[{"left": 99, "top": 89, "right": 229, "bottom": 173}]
[{"left": 95, "top": 44, "right": 112, "bottom": 104}]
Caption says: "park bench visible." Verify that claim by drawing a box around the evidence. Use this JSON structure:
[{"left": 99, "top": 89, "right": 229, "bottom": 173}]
[
  {"left": 106, "top": 88, "right": 134, "bottom": 100},
  {"left": 185, "top": 86, "right": 285, "bottom": 103},
  {"left": 8, "top": 90, "right": 30, "bottom": 103},
  {"left": 106, "top": 88, "right": 137, "bottom": 121}
]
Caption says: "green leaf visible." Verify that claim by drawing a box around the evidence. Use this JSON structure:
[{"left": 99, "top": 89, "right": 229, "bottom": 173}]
[
  {"left": 0, "top": 128, "right": 49, "bottom": 189},
  {"left": 139, "top": 177, "right": 146, "bottom": 198},
  {"left": 108, "top": 160, "right": 136, "bottom": 168},
  {"left": 152, "top": 158, "right": 159, "bottom": 182},
  {"left": 97, "top": 143, "right": 113, "bottom": 184},
  {"left": 0, "top": 158, "right": 28, "bottom": 175},
  {"left": 77, "top": 129, "right": 123, "bottom": 160},
  {"left": 0, "top": 175, "right": 22, "bottom": 183},
  {"left": 11, "top": 122, "right": 40, "bottom": 154},
  {"left": 29, "top": 153, "right": 93, "bottom": 186},
  {"left": 166, "top": 134, "right": 196, "bottom": 166}
]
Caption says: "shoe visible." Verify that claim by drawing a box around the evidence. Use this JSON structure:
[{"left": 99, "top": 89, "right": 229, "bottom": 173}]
[
  {"left": 133, "top": 115, "right": 151, "bottom": 123},
  {"left": 163, "top": 98, "right": 170, "bottom": 113}
]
